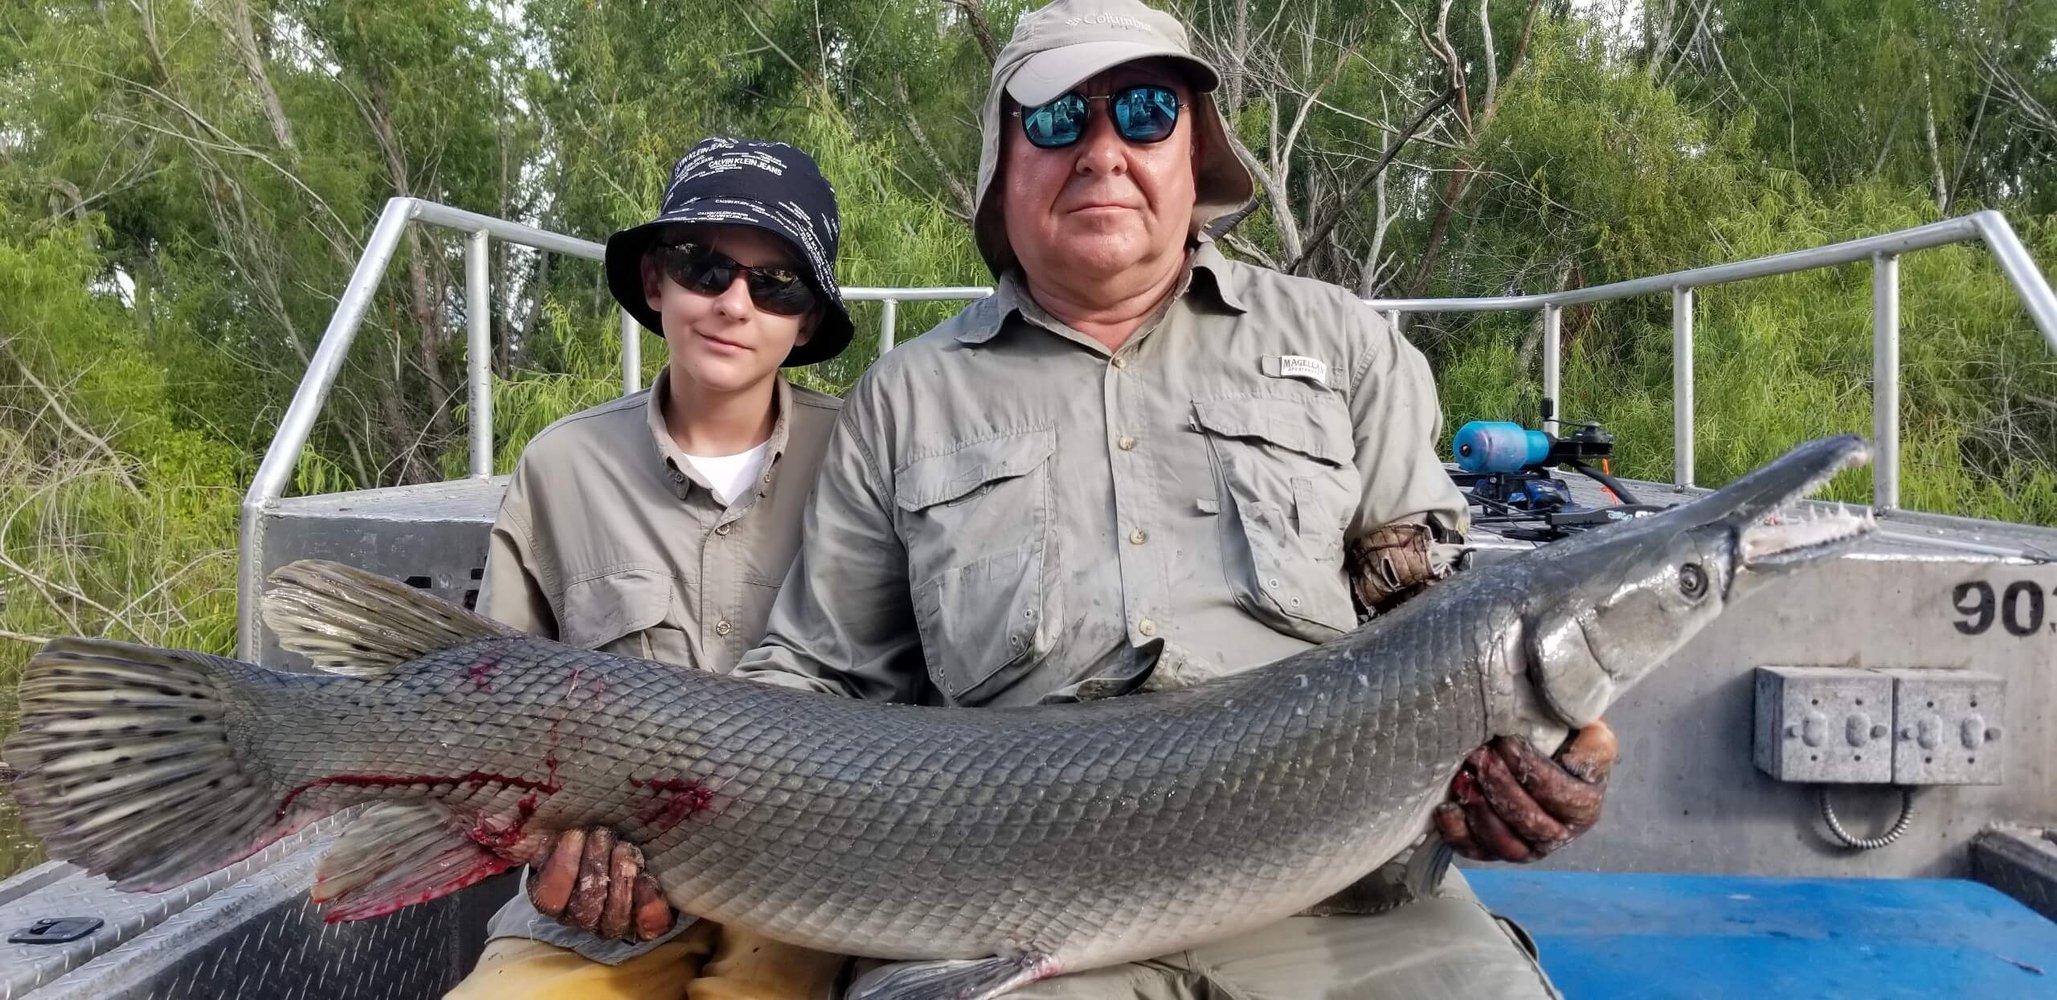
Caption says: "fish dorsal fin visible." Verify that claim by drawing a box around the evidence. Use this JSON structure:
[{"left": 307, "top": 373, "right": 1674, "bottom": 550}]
[
  {"left": 261, "top": 559, "right": 518, "bottom": 676},
  {"left": 312, "top": 802, "right": 518, "bottom": 921}
]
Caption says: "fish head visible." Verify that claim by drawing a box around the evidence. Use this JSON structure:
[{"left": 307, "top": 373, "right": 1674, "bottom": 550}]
[{"left": 1524, "top": 435, "right": 1876, "bottom": 727}]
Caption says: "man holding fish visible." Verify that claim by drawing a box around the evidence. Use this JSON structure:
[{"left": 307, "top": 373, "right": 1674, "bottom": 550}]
[
  {"left": 529, "top": 1, "right": 1615, "bottom": 996},
  {"left": 5, "top": 2, "right": 1626, "bottom": 999}
]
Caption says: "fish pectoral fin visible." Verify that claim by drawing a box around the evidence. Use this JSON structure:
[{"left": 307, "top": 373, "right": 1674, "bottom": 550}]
[
  {"left": 260, "top": 560, "right": 519, "bottom": 676},
  {"left": 847, "top": 952, "right": 1053, "bottom": 1000},
  {"left": 311, "top": 802, "right": 516, "bottom": 922},
  {"left": 1302, "top": 839, "right": 1456, "bottom": 916}
]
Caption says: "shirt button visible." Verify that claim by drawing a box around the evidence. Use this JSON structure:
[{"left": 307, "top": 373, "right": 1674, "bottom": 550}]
[
  {"left": 714, "top": 620, "right": 733, "bottom": 636},
  {"left": 1111, "top": 356, "right": 1127, "bottom": 369},
  {"left": 715, "top": 523, "right": 732, "bottom": 536},
  {"left": 1128, "top": 529, "right": 1148, "bottom": 545},
  {"left": 1138, "top": 618, "right": 1158, "bottom": 637},
  {"left": 1117, "top": 435, "right": 1137, "bottom": 451}
]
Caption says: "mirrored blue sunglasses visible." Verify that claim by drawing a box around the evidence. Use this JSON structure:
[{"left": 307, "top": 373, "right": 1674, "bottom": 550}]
[{"left": 1013, "top": 84, "right": 1186, "bottom": 149}]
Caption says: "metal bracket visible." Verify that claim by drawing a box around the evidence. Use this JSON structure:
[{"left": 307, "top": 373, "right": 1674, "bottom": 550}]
[{"left": 8, "top": 917, "right": 103, "bottom": 945}]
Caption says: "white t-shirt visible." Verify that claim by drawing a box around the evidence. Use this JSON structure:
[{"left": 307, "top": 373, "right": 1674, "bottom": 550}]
[{"left": 684, "top": 439, "right": 771, "bottom": 507}]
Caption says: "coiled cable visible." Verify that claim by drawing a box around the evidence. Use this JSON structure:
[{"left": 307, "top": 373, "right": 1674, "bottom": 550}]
[{"left": 1818, "top": 785, "right": 1917, "bottom": 850}]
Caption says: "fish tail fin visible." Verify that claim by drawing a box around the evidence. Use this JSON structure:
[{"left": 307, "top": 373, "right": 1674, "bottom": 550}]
[
  {"left": 261, "top": 559, "right": 518, "bottom": 676},
  {"left": 3, "top": 638, "right": 317, "bottom": 891},
  {"left": 847, "top": 953, "right": 1053, "bottom": 1000}
]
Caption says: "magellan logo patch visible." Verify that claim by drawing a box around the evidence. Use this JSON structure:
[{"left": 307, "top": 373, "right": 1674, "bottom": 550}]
[
  {"left": 1268, "top": 354, "right": 1329, "bottom": 387},
  {"left": 1259, "top": 355, "right": 1333, "bottom": 387}
]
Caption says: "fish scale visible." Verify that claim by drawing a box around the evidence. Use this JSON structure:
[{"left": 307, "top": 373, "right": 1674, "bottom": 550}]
[{"left": 4, "top": 436, "right": 1877, "bottom": 1000}]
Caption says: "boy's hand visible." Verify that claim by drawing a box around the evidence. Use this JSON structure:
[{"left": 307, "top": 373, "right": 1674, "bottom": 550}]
[{"left": 528, "top": 827, "right": 676, "bottom": 942}]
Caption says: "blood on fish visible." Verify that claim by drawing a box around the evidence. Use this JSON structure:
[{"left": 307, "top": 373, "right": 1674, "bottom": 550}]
[
  {"left": 552, "top": 665, "right": 597, "bottom": 750},
  {"left": 469, "top": 791, "right": 542, "bottom": 852},
  {"left": 318, "top": 855, "right": 515, "bottom": 923},
  {"left": 630, "top": 776, "right": 716, "bottom": 832},
  {"left": 1452, "top": 769, "right": 1480, "bottom": 804},
  {"left": 542, "top": 711, "right": 567, "bottom": 788},
  {"left": 465, "top": 662, "right": 495, "bottom": 691},
  {"left": 276, "top": 770, "right": 560, "bottom": 822}
]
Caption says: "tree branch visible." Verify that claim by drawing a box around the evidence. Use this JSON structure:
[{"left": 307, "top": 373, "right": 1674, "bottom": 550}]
[
  {"left": 943, "top": 0, "right": 1000, "bottom": 64},
  {"left": 216, "top": 0, "right": 297, "bottom": 154},
  {"left": 1478, "top": 0, "right": 1497, "bottom": 127},
  {"left": 733, "top": 0, "right": 809, "bottom": 78},
  {"left": 1225, "top": 0, "right": 1250, "bottom": 110},
  {"left": 1405, "top": 0, "right": 1541, "bottom": 294},
  {"left": 1950, "top": 72, "right": 1996, "bottom": 203},
  {"left": 1922, "top": 71, "right": 1949, "bottom": 212},
  {"left": 1287, "top": 90, "right": 1453, "bottom": 275},
  {"left": 94, "top": 75, "right": 349, "bottom": 238},
  {"left": 1980, "top": 50, "right": 2057, "bottom": 139},
  {"left": 1233, "top": 131, "right": 1302, "bottom": 262},
  {"left": 1217, "top": 230, "right": 1279, "bottom": 270},
  {"left": 0, "top": 338, "right": 143, "bottom": 493},
  {"left": 1431, "top": 0, "right": 1471, "bottom": 139},
  {"left": 891, "top": 74, "right": 974, "bottom": 219}
]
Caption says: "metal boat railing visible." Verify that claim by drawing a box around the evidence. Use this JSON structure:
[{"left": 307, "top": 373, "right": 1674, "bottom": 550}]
[
  {"left": 1366, "top": 212, "right": 2057, "bottom": 506},
  {"left": 235, "top": 198, "right": 2057, "bottom": 657}
]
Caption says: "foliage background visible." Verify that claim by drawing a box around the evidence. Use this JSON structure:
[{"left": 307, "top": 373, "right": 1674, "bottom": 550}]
[{"left": 0, "top": 0, "right": 2053, "bottom": 872}]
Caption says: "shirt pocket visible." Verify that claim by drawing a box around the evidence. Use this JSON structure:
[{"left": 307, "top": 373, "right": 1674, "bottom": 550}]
[
  {"left": 893, "top": 427, "right": 1058, "bottom": 704},
  {"left": 556, "top": 567, "right": 693, "bottom": 667},
  {"left": 1190, "top": 394, "right": 1361, "bottom": 641}
]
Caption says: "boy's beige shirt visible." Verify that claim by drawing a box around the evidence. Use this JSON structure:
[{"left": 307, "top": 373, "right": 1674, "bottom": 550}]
[{"left": 477, "top": 370, "right": 842, "bottom": 673}]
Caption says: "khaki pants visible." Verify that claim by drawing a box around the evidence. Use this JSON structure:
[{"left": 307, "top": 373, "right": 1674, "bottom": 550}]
[
  {"left": 449, "top": 870, "right": 1551, "bottom": 1000},
  {"left": 447, "top": 877, "right": 848, "bottom": 1000},
  {"left": 445, "top": 918, "right": 849, "bottom": 1000},
  {"left": 865, "top": 870, "right": 1559, "bottom": 1000}
]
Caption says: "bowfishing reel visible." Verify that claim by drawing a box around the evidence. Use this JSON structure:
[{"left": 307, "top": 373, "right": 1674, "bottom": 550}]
[{"left": 1452, "top": 420, "right": 1659, "bottom": 541}]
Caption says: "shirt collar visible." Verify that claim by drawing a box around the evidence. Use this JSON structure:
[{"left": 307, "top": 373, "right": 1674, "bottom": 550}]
[
  {"left": 956, "top": 240, "right": 1249, "bottom": 346},
  {"left": 1188, "top": 241, "right": 1249, "bottom": 314},
  {"left": 643, "top": 368, "right": 793, "bottom": 496}
]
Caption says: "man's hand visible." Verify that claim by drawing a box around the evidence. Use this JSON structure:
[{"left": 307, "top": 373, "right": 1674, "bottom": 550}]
[
  {"left": 1433, "top": 722, "right": 1616, "bottom": 862},
  {"left": 1348, "top": 521, "right": 1457, "bottom": 615},
  {"left": 527, "top": 827, "right": 676, "bottom": 942}
]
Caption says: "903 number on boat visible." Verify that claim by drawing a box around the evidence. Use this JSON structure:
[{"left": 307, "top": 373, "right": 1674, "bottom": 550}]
[{"left": 1951, "top": 580, "right": 2053, "bottom": 637}]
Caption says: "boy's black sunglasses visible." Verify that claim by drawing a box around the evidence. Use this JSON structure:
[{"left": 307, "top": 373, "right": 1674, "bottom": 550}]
[
  {"left": 657, "top": 242, "right": 818, "bottom": 316},
  {"left": 1012, "top": 84, "right": 1187, "bottom": 149}
]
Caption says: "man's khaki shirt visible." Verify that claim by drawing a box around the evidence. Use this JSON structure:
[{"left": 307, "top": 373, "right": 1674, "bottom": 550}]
[
  {"left": 477, "top": 370, "right": 842, "bottom": 672},
  {"left": 736, "top": 243, "right": 1467, "bottom": 706}
]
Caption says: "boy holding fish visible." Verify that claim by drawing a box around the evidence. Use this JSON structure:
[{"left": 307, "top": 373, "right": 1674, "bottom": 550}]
[{"left": 446, "top": 136, "right": 857, "bottom": 999}]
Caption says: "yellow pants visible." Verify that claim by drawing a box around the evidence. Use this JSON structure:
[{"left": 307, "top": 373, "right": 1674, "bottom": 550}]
[{"left": 445, "top": 920, "right": 849, "bottom": 1000}]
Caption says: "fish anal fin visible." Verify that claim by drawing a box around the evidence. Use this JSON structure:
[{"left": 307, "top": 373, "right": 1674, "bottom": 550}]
[
  {"left": 312, "top": 802, "right": 523, "bottom": 922},
  {"left": 847, "top": 952, "right": 1055, "bottom": 1000},
  {"left": 260, "top": 559, "right": 518, "bottom": 677}
]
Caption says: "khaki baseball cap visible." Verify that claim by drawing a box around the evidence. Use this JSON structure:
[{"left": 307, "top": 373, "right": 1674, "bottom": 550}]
[{"left": 972, "top": 0, "right": 1256, "bottom": 277}]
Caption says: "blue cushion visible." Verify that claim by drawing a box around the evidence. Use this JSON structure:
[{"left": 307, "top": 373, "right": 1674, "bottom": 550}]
[{"left": 1465, "top": 869, "right": 2056, "bottom": 998}]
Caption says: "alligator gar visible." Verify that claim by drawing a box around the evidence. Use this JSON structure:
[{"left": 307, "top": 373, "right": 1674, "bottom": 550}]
[{"left": 2, "top": 436, "right": 1875, "bottom": 1000}]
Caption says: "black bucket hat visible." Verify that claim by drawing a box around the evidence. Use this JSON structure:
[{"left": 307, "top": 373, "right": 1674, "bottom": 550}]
[{"left": 605, "top": 137, "right": 854, "bottom": 367}]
